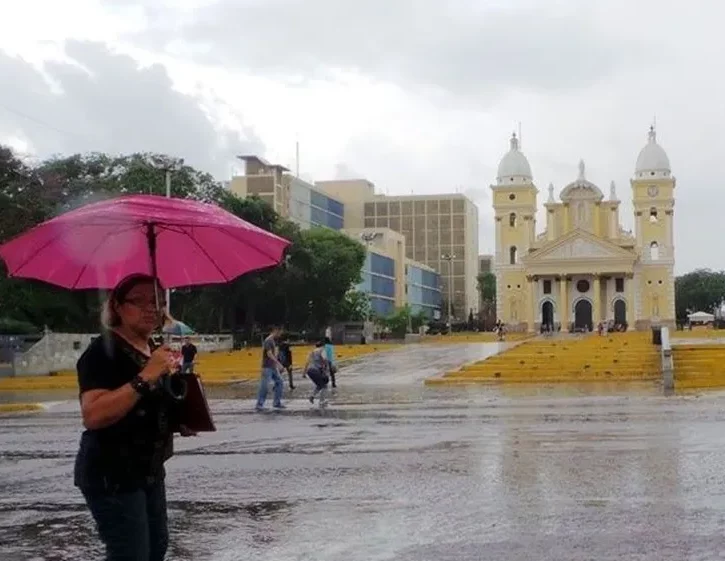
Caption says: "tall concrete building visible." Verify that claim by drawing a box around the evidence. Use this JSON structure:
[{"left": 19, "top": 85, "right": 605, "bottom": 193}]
[
  {"left": 230, "top": 156, "right": 344, "bottom": 230},
  {"left": 479, "top": 254, "right": 493, "bottom": 274},
  {"left": 316, "top": 180, "right": 479, "bottom": 318}
]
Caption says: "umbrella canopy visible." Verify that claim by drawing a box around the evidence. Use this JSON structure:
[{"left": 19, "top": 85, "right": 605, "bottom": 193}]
[
  {"left": 163, "top": 320, "right": 195, "bottom": 336},
  {"left": 0, "top": 194, "right": 290, "bottom": 289}
]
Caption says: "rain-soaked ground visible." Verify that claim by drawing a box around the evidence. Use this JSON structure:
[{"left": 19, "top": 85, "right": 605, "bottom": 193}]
[{"left": 2, "top": 342, "right": 725, "bottom": 560}]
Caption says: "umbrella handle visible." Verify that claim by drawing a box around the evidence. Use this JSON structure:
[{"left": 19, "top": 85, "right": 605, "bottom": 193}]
[{"left": 161, "top": 372, "right": 188, "bottom": 402}]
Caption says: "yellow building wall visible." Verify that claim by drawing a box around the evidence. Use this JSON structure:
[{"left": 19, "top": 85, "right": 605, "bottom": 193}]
[
  {"left": 499, "top": 270, "right": 531, "bottom": 327},
  {"left": 637, "top": 266, "right": 675, "bottom": 326}
]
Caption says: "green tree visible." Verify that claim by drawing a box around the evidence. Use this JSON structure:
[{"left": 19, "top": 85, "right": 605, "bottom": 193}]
[
  {"left": 0, "top": 146, "right": 369, "bottom": 336},
  {"left": 337, "top": 290, "right": 372, "bottom": 322},
  {"left": 294, "top": 228, "right": 366, "bottom": 328},
  {"left": 477, "top": 272, "right": 496, "bottom": 327},
  {"left": 675, "top": 269, "right": 725, "bottom": 322}
]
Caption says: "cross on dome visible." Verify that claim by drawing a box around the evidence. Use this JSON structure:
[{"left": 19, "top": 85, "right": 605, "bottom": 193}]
[{"left": 578, "top": 159, "right": 586, "bottom": 180}]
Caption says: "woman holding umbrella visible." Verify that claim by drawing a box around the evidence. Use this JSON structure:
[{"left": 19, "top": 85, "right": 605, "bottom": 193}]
[
  {"left": 0, "top": 194, "right": 292, "bottom": 559},
  {"left": 75, "top": 273, "right": 195, "bottom": 561}
]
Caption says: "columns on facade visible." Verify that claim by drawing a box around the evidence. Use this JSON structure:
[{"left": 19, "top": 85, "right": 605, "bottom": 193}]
[
  {"left": 559, "top": 276, "right": 568, "bottom": 331},
  {"left": 593, "top": 203, "right": 600, "bottom": 236},
  {"left": 562, "top": 204, "right": 570, "bottom": 234},
  {"left": 592, "top": 274, "right": 601, "bottom": 324},
  {"left": 526, "top": 215, "right": 535, "bottom": 247},
  {"left": 527, "top": 275, "right": 537, "bottom": 331},
  {"left": 495, "top": 216, "right": 502, "bottom": 264},
  {"left": 665, "top": 209, "right": 674, "bottom": 257},
  {"left": 625, "top": 273, "right": 635, "bottom": 329}
]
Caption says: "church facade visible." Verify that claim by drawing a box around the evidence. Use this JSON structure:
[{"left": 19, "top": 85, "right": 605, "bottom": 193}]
[{"left": 492, "top": 128, "right": 675, "bottom": 332}]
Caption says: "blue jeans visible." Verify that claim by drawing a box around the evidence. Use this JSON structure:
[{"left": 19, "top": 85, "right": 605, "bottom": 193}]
[
  {"left": 83, "top": 479, "right": 168, "bottom": 561},
  {"left": 256, "top": 367, "right": 283, "bottom": 408}
]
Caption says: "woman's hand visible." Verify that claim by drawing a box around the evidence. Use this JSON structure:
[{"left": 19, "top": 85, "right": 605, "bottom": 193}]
[
  {"left": 179, "top": 425, "right": 197, "bottom": 437},
  {"left": 140, "top": 345, "right": 177, "bottom": 384}
]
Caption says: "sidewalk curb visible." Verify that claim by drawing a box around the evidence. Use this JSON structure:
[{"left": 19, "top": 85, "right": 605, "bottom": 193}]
[{"left": 0, "top": 402, "right": 45, "bottom": 414}]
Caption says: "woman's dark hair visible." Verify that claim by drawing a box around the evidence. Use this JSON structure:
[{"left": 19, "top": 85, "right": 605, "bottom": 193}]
[
  {"left": 315, "top": 340, "right": 325, "bottom": 348},
  {"left": 100, "top": 274, "right": 166, "bottom": 328}
]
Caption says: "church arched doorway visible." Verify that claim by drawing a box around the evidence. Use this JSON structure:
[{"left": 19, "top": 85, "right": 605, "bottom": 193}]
[
  {"left": 574, "top": 299, "right": 593, "bottom": 331},
  {"left": 614, "top": 299, "right": 626, "bottom": 326},
  {"left": 541, "top": 301, "right": 554, "bottom": 329}
]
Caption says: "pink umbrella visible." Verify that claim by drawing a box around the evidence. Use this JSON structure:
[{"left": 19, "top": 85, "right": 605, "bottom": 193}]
[{"left": 0, "top": 194, "right": 290, "bottom": 289}]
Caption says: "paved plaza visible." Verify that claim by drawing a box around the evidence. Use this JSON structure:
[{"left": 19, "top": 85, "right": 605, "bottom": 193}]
[{"left": 2, "top": 343, "right": 725, "bottom": 560}]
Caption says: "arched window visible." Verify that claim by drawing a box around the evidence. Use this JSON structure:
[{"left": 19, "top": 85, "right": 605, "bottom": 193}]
[
  {"left": 509, "top": 212, "right": 517, "bottom": 227},
  {"left": 509, "top": 246, "right": 518, "bottom": 265},
  {"left": 649, "top": 241, "right": 659, "bottom": 260},
  {"left": 649, "top": 207, "right": 658, "bottom": 223}
]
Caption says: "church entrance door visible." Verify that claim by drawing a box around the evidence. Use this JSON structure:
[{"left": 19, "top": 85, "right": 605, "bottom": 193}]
[
  {"left": 614, "top": 299, "right": 627, "bottom": 326},
  {"left": 541, "top": 301, "right": 554, "bottom": 329},
  {"left": 574, "top": 300, "right": 593, "bottom": 331}
]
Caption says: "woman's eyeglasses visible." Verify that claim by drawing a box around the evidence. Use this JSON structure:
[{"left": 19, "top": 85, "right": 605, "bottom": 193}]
[{"left": 123, "top": 297, "right": 166, "bottom": 310}]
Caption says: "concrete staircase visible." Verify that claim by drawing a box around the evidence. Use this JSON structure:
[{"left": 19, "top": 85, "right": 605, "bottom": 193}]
[
  {"left": 673, "top": 344, "right": 725, "bottom": 389},
  {"left": 433, "top": 332, "right": 659, "bottom": 384}
]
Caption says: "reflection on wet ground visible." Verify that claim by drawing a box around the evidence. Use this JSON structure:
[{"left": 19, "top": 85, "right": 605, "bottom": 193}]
[{"left": 2, "top": 343, "right": 725, "bottom": 560}]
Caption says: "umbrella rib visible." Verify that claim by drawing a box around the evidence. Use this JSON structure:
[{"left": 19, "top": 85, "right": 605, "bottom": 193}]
[
  {"left": 182, "top": 227, "right": 234, "bottom": 282},
  {"left": 212, "top": 225, "right": 285, "bottom": 263},
  {"left": 7, "top": 223, "right": 137, "bottom": 282},
  {"left": 70, "top": 227, "right": 135, "bottom": 289}
]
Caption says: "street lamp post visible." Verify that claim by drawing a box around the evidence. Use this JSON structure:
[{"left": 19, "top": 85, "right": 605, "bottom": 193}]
[
  {"left": 441, "top": 253, "right": 456, "bottom": 334},
  {"left": 158, "top": 158, "right": 184, "bottom": 314}
]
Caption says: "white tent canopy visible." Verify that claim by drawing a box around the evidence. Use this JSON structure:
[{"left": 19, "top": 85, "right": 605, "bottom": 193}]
[{"left": 688, "top": 311, "right": 714, "bottom": 322}]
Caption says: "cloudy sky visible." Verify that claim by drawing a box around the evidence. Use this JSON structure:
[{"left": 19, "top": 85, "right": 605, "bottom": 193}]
[{"left": 0, "top": 0, "right": 723, "bottom": 272}]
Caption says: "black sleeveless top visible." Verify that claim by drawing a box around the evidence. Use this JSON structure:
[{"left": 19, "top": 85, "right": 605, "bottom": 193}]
[{"left": 74, "top": 332, "right": 176, "bottom": 493}]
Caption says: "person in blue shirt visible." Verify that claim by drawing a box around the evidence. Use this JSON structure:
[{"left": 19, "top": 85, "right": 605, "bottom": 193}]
[{"left": 324, "top": 337, "right": 337, "bottom": 388}]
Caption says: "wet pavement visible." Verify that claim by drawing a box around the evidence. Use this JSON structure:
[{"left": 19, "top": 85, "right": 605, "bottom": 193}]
[{"left": 2, "top": 343, "right": 725, "bottom": 560}]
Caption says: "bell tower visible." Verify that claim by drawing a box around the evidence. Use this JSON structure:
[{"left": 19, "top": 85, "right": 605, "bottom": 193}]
[
  {"left": 631, "top": 126, "right": 676, "bottom": 329},
  {"left": 491, "top": 133, "right": 538, "bottom": 328}
]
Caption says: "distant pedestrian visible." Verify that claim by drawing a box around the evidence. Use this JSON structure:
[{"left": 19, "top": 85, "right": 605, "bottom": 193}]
[
  {"left": 180, "top": 336, "right": 197, "bottom": 374},
  {"left": 278, "top": 336, "right": 294, "bottom": 390},
  {"left": 255, "top": 326, "right": 286, "bottom": 411},
  {"left": 324, "top": 336, "right": 337, "bottom": 388},
  {"left": 305, "top": 341, "right": 330, "bottom": 408}
]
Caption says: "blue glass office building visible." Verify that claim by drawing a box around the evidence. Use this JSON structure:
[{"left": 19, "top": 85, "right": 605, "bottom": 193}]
[
  {"left": 288, "top": 177, "right": 344, "bottom": 230},
  {"left": 357, "top": 251, "right": 396, "bottom": 317},
  {"left": 406, "top": 262, "right": 442, "bottom": 318}
]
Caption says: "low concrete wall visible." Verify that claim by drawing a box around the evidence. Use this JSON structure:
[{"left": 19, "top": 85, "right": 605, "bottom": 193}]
[
  {"left": 12, "top": 333, "right": 97, "bottom": 377},
  {"left": 10, "top": 332, "right": 233, "bottom": 377}
]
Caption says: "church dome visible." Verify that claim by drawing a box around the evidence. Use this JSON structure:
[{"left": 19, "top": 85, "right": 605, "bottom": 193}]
[
  {"left": 497, "top": 133, "right": 532, "bottom": 185},
  {"left": 635, "top": 126, "right": 671, "bottom": 178}
]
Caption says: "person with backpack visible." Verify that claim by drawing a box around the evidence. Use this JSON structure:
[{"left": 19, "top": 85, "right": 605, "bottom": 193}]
[
  {"left": 305, "top": 341, "right": 330, "bottom": 408},
  {"left": 323, "top": 337, "right": 337, "bottom": 388}
]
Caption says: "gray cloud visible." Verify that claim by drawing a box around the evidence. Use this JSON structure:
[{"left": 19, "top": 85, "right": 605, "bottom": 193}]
[
  {"left": 129, "top": 0, "right": 660, "bottom": 100},
  {"left": 0, "top": 40, "right": 264, "bottom": 176}
]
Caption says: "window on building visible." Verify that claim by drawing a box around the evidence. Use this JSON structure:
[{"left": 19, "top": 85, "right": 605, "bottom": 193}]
[
  {"left": 509, "top": 212, "right": 517, "bottom": 227},
  {"left": 615, "top": 277, "right": 624, "bottom": 293},
  {"left": 509, "top": 246, "right": 518, "bottom": 265},
  {"left": 650, "top": 241, "right": 659, "bottom": 260},
  {"left": 649, "top": 207, "right": 658, "bottom": 223},
  {"left": 543, "top": 280, "right": 552, "bottom": 294}
]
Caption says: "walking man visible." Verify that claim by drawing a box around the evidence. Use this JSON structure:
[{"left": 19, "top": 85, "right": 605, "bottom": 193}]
[
  {"left": 255, "top": 326, "right": 286, "bottom": 411},
  {"left": 180, "top": 336, "right": 197, "bottom": 374}
]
